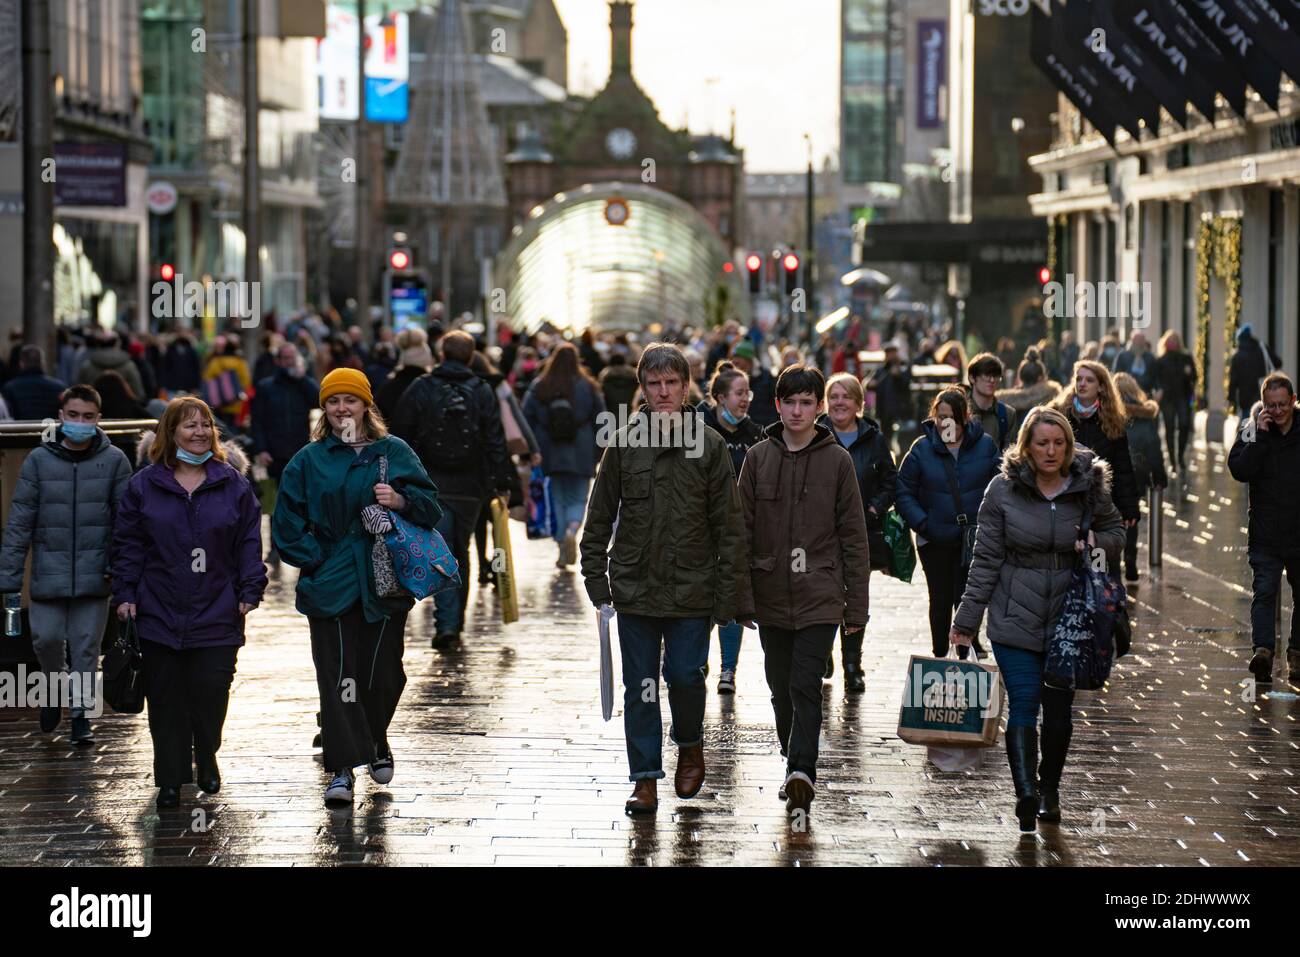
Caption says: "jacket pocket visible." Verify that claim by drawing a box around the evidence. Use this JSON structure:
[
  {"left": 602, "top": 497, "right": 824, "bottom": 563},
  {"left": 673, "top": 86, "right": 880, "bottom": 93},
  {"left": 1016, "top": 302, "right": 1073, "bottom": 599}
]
[
  {"left": 674, "top": 554, "right": 713, "bottom": 608},
  {"left": 609, "top": 542, "right": 646, "bottom": 605}
]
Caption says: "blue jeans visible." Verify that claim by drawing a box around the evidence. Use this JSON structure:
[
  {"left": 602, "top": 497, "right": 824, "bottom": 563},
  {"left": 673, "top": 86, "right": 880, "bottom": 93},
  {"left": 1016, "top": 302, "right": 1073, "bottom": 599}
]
[
  {"left": 617, "top": 613, "right": 710, "bottom": 781},
  {"left": 991, "top": 642, "right": 1074, "bottom": 730},
  {"left": 1247, "top": 548, "right": 1299, "bottom": 652},
  {"left": 718, "top": 621, "right": 743, "bottom": 671},
  {"left": 548, "top": 473, "right": 590, "bottom": 543},
  {"left": 433, "top": 495, "right": 482, "bottom": 636}
]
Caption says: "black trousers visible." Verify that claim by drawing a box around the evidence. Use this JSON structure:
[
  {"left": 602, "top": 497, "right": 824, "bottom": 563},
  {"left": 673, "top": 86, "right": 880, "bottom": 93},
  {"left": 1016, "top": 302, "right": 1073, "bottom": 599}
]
[
  {"left": 308, "top": 603, "right": 409, "bottom": 772},
  {"left": 917, "top": 541, "right": 980, "bottom": 656},
  {"left": 759, "top": 623, "right": 838, "bottom": 783},
  {"left": 1161, "top": 401, "right": 1191, "bottom": 468},
  {"left": 141, "top": 640, "right": 239, "bottom": 788}
]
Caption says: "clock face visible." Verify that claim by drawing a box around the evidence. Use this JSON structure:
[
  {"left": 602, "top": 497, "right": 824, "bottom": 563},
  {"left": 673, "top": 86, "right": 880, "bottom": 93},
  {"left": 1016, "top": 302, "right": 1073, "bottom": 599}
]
[
  {"left": 605, "top": 127, "right": 637, "bottom": 160},
  {"left": 604, "top": 198, "right": 630, "bottom": 226}
]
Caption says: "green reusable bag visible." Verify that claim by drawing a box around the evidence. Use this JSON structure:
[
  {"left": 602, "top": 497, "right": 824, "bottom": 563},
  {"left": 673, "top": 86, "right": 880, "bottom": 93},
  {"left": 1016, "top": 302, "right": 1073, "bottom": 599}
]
[{"left": 882, "top": 508, "right": 916, "bottom": 583}]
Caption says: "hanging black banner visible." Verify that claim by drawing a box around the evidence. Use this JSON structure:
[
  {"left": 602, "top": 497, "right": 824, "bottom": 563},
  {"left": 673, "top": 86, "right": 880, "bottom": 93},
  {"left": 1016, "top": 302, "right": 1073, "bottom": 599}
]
[
  {"left": 1172, "top": 0, "right": 1282, "bottom": 108},
  {"left": 1091, "top": 0, "right": 1191, "bottom": 127},
  {"left": 1217, "top": 0, "right": 1300, "bottom": 83},
  {"left": 1130, "top": 0, "right": 1250, "bottom": 117},
  {"left": 1066, "top": 0, "right": 1168, "bottom": 133},
  {"left": 1030, "top": 1, "right": 1121, "bottom": 147},
  {"left": 1050, "top": 0, "right": 1150, "bottom": 141}
]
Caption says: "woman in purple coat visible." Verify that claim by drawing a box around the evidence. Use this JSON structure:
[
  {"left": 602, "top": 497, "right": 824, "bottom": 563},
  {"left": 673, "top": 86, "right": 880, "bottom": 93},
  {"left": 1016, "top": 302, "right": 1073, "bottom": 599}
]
[{"left": 111, "top": 396, "right": 267, "bottom": 810}]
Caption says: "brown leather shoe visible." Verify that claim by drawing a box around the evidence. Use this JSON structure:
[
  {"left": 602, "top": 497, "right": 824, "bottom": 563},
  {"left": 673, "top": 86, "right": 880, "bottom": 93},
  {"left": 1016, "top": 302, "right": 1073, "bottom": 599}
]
[
  {"left": 675, "top": 744, "right": 706, "bottom": 799},
  {"left": 625, "top": 779, "right": 658, "bottom": 815}
]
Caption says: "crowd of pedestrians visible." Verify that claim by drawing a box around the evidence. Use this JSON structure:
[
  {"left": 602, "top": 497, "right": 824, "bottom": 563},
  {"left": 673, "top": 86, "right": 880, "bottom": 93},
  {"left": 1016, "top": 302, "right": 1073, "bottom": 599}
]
[{"left": 0, "top": 305, "right": 1295, "bottom": 834}]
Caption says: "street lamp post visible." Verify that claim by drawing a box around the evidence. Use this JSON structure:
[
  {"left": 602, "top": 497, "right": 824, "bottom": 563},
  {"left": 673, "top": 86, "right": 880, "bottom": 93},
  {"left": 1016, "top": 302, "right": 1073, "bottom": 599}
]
[
  {"left": 356, "top": 0, "right": 370, "bottom": 331},
  {"left": 22, "top": 0, "right": 54, "bottom": 360},
  {"left": 242, "top": 0, "right": 261, "bottom": 356}
]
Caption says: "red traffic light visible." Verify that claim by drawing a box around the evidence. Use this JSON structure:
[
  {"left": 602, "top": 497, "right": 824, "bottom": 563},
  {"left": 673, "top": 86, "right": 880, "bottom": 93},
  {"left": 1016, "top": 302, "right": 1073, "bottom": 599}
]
[
  {"left": 160, "top": 263, "right": 175, "bottom": 281},
  {"left": 783, "top": 253, "right": 800, "bottom": 272},
  {"left": 389, "top": 249, "right": 411, "bottom": 271},
  {"left": 745, "top": 254, "right": 762, "bottom": 273},
  {"left": 722, "top": 262, "right": 734, "bottom": 273},
  {"left": 1038, "top": 266, "right": 1052, "bottom": 284}
]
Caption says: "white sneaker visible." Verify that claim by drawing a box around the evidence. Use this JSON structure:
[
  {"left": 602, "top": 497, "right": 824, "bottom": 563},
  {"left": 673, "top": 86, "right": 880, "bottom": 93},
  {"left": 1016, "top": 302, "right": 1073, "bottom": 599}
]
[
  {"left": 324, "top": 769, "right": 355, "bottom": 805},
  {"left": 369, "top": 750, "right": 394, "bottom": 785},
  {"left": 717, "top": 669, "right": 736, "bottom": 694},
  {"left": 783, "top": 771, "right": 814, "bottom": 815}
]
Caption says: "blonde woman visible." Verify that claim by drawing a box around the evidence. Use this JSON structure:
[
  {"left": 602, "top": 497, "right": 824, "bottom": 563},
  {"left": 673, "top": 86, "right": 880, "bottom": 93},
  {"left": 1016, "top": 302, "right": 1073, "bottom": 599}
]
[
  {"left": 952, "top": 407, "right": 1124, "bottom": 832},
  {"left": 1155, "top": 330, "right": 1197, "bottom": 474},
  {"left": 1051, "top": 360, "right": 1139, "bottom": 530}
]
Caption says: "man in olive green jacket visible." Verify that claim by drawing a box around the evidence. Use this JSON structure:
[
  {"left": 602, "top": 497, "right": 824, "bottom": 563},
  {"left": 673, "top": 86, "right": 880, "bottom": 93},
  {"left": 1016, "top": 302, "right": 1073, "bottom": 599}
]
[{"left": 580, "top": 343, "right": 744, "bottom": 815}]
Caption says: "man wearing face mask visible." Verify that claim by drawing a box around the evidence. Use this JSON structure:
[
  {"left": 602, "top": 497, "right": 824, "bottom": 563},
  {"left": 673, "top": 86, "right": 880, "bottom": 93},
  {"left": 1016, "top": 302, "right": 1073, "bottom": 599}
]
[{"left": 0, "top": 386, "right": 133, "bottom": 744}]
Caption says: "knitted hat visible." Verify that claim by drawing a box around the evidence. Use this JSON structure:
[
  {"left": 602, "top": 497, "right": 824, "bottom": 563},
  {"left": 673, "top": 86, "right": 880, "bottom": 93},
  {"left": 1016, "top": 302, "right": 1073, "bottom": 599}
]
[
  {"left": 731, "top": 340, "right": 756, "bottom": 360},
  {"left": 319, "top": 367, "right": 373, "bottom": 407}
]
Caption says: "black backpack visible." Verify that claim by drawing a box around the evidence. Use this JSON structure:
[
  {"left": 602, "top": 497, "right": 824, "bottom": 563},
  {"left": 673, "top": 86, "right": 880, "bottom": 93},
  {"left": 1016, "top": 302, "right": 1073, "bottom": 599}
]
[
  {"left": 547, "top": 396, "right": 579, "bottom": 442},
  {"left": 418, "top": 377, "right": 480, "bottom": 471}
]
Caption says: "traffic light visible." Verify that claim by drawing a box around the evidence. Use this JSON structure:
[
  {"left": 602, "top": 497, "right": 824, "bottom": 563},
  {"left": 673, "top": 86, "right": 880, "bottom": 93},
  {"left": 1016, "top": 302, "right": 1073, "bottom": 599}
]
[
  {"left": 160, "top": 263, "right": 175, "bottom": 282},
  {"left": 746, "top": 253, "right": 762, "bottom": 294},
  {"left": 783, "top": 252, "right": 801, "bottom": 296},
  {"left": 1038, "top": 266, "right": 1052, "bottom": 285},
  {"left": 389, "top": 247, "right": 412, "bottom": 272}
]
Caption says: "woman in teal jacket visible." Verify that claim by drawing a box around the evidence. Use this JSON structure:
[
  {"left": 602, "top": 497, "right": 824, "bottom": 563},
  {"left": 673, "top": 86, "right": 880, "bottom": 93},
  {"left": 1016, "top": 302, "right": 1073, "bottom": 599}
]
[{"left": 272, "top": 368, "right": 442, "bottom": 806}]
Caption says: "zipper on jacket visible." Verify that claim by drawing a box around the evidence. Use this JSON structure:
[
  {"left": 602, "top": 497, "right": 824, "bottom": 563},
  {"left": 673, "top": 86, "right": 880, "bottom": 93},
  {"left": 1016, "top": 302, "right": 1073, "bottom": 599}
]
[
  {"left": 1047, "top": 499, "right": 1057, "bottom": 648},
  {"left": 71, "top": 461, "right": 78, "bottom": 597}
]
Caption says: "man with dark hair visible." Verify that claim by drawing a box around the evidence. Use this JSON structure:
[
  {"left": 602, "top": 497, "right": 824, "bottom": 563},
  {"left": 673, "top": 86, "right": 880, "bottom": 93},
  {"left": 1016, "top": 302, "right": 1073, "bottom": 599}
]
[
  {"left": 251, "top": 343, "right": 320, "bottom": 481},
  {"left": 1228, "top": 324, "right": 1284, "bottom": 417},
  {"left": 0, "top": 385, "right": 132, "bottom": 744},
  {"left": 581, "top": 342, "right": 745, "bottom": 815},
  {"left": 393, "top": 331, "right": 513, "bottom": 649},
  {"left": 1228, "top": 371, "right": 1300, "bottom": 683},
  {"left": 2, "top": 345, "right": 67, "bottom": 421},
  {"left": 967, "top": 353, "right": 1017, "bottom": 452},
  {"left": 736, "top": 364, "right": 870, "bottom": 816},
  {"left": 77, "top": 332, "right": 144, "bottom": 399}
]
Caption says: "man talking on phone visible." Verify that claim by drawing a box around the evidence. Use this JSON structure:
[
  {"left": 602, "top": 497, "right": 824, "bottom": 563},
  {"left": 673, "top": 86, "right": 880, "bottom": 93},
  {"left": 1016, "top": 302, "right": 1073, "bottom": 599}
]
[{"left": 1228, "top": 372, "right": 1300, "bottom": 684}]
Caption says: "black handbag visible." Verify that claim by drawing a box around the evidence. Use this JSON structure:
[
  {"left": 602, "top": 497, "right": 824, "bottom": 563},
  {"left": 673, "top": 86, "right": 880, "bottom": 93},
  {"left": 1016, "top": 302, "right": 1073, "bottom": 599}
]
[
  {"left": 939, "top": 453, "right": 977, "bottom": 570},
  {"left": 102, "top": 615, "right": 145, "bottom": 714}
]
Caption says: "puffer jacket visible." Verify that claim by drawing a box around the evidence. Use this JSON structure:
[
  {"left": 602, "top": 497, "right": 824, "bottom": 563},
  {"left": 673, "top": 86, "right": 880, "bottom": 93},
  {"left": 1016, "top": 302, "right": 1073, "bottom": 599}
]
[
  {"left": 78, "top": 347, "right": 144, "bottom": 399},
  {"left": 700, "top": 400, "right": 765, "bottom": 480},
  {"left": 818, "top": 412, "right": 897, "bottom": 569},
  {"left": 523, "top": 378, "right": 605, "bottom": 478},
  {"left": 996, "top": 379, "right": 1062, "bottom": 414},
  {"left": 895, "top": 419, "right": 1000, "bottom": 544},
  {"left": 1123, "top": 394, "right": 1167, "bottom": 493},
  {"left": 250, "top": 368, "right": 320, "bottom": 475},
  {"left": 952, "top": 448, "right": 1125, "bottom": 653},
  {"left": 734, "top": 423, "right": 870, "bottom": 629},
  {"left": 579, "top": 404, "right": 744, "bottom": 621},
  {"left": 0, "top": 429, "right": 133, "bottom": 599}
]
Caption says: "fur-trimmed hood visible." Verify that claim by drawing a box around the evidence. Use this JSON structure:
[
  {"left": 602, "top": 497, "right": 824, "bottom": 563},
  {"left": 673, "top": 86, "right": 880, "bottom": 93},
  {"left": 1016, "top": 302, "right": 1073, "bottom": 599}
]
[
  {"left": 1123, "top": 395, "right": 1161, "bottom": 420},
  {"left": 996, "top": 379, "right": 1062, "bottom": 413},
  {"left": 1002, "top": 444, "right": 1113, "bottom": 499},
  {"left": 135, "top": 429, "right": 251, "bottom": 474}
]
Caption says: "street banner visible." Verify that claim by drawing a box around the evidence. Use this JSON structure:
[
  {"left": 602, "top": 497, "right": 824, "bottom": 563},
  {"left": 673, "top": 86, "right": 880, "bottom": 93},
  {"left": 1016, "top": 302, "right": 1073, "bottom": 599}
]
[
  {"left": 1168, "top": 0, "right": 1281, "bottom": 109},
  {"left": 1192, "top": 0, "right": 1300, "bottom": 93},
  {"left": 1031, "top": 1, "right": 1121, "bottom": 146},
  {"left": 1116, "top": 0, "right": 1246, "bottom": 118},
  {"left": 916, "top": 20, "right": 945, "bottom": 130},
  {"left": 53, "top": 143, "right": 126, "bottom": 207},
  {"left": 1090, "top": 0, "right": 1192, "bottom": 128},
  {"left": 1061, "top": 0, "right": 1165, "bottom": 136}
]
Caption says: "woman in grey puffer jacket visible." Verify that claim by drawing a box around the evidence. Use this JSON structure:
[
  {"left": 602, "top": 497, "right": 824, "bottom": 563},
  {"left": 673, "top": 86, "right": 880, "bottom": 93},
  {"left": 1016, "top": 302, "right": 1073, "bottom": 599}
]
[{"left": 951, "top": 407, "right": 1125, "bottom": 833}]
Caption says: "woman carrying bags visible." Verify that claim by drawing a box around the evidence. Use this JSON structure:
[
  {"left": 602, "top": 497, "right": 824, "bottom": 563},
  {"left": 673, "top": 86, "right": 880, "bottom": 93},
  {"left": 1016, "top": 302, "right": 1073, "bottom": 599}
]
[
  {"left": 1051, "top": 361, "right": 1140, "bottom": 537},
  {"left": 111, "top": 396, "right": 267, "bottom": 810},
  {"left": 895, "top": 388, "right": 999, "bottom": 660},
  {"left": 523, "top": 342, "right": 605, "bottom": 569},
  {"left": 272, "top": 368, "right": 443, "bottom": 807},
  {"left": 950, "top": 408, "right": 1124, "bottom": 833},
  {"left": 818, "top": 372, "right": 897, "bottom": 692},
  {"left": 697, "top": 360, "right": 764, "bottom": 693}
]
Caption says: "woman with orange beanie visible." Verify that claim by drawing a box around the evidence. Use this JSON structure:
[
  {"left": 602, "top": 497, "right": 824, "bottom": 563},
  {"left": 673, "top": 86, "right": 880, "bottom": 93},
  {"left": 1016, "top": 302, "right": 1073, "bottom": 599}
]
[{"left": 272, "top": 368, "right": 443, "bottom": 806}]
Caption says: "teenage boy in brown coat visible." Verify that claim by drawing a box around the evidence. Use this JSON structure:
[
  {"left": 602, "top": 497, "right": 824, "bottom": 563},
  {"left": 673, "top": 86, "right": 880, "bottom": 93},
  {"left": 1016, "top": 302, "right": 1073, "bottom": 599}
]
[{"left": 735, "top": 365, "right": 871, "bottom": 816}]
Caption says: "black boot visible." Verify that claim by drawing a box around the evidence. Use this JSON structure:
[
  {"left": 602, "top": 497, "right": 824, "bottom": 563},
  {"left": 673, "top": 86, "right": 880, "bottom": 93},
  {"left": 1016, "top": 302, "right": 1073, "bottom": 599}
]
[
  {"left": 842, "top": 629, "right": 866, "bottom": 693},
  {"left": 1037, "top": 724, "right": 1071, "bottom": 822},
  {"left": 1005, "top": 726, "right": 1039, "bottom": 833}
]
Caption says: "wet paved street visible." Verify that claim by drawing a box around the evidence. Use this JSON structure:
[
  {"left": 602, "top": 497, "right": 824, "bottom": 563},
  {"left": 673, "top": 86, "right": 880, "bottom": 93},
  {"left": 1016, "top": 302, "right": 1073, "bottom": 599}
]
[{"left": 0, "top": 443, "right": 1296, "bottom": 867}]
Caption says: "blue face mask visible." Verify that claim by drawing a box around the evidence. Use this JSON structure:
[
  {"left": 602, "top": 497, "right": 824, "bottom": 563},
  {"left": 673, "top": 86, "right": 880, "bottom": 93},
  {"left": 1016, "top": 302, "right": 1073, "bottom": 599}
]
[
  {"left": 60, "top": 421, "right": 97, "bottom": 443},
  {"left": 176, "top": 448, "right": 214, "bottom": 466},
  {"left": 719, "top": 406, "right": 743, "bottom": 426}
]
